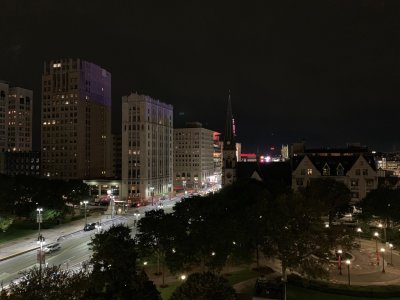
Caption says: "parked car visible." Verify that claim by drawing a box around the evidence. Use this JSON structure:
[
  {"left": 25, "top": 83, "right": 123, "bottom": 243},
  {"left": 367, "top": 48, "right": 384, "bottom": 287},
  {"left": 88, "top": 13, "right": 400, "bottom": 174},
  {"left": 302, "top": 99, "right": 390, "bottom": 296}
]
[
  {"left": 44, "top": 242, "right": 61, "bottom": 254},
  {"left": 83, "top": 223, "right": 96, "bottom": 231}
]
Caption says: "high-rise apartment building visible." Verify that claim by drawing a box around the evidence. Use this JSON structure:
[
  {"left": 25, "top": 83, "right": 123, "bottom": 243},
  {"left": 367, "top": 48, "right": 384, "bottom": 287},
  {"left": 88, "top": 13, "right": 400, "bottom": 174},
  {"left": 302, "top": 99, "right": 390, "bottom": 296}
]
[
  {"left": 0, "top": 82, "right": 33, "bottom": 153},
  {"left": 41, "top": 59, "right": 112, "bottom": 179},
  {"left": 121, "top": 93, "right": 173, "bottom": 204},
  {"left": 174, "top": 122, "right": 215, "bottom": 191}
]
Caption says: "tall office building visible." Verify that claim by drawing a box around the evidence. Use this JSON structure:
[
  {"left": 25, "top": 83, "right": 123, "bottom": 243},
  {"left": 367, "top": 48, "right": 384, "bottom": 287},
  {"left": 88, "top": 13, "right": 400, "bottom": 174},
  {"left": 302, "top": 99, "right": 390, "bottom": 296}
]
[
  {"left": 121, "top": 93, "right": 173, "bottom": 204},
  {"left": 41, "top": 59, "right": 112, "bottom": 179},
  {"left": 0, "top": 82, "right": 9, "bottom": 152},
  {"left": 8, "top": 87, "right": 33, "bottom": 152},
  {"left": 0, "top": 82, "right": 33, "bottom": 153},
  {"left": 173, "top": 122, "right": 214, "bottom": 191}
]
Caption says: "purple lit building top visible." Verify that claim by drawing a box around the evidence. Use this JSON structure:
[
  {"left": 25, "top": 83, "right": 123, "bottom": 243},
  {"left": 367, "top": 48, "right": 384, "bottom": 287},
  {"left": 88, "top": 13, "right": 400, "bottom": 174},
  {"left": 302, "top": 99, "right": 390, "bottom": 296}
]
[{"left": 79, "top": 60, "right": 111, "bottom": 107}]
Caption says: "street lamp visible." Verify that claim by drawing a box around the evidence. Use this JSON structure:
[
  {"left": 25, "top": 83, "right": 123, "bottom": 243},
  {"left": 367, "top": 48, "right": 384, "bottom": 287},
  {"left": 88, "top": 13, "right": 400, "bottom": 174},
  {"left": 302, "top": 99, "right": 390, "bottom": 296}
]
[
  {"left": 346, "top": 259, "right": 351, "bottom": 286},
  {"left": 381, "top": 248, "right": 386, "bottom": 273},
  {"left": 182, "top": 180, "right": 186, "bottom": 195},
  {"left": 95, "top": 222, "right": 102, "bottom": 233},
  {"left": 356, "top": 228, "right": 362, "bottom": 247},
  {"left": 389, "top": 243, "right": 394, "bottom": 266},
  {"left": 80, "top": 200, "right": 88, "bottom": 225},
  {"left": 36, "top": 208, "right": 43, "bottom": 237},
  {"left": 167, "top": 183, "right": 172, "bottom": 201},
  {"left": 150, "top": 187, "right": 155, "bottom": 206},
  {"left": 374, "top": 232, "right": 380, "bottom": 265},
  {"left": 36, "top": 207, "right": 45, "bottom": 283},
  {"left": 337, "top": 249, "right": 343, "bottom": 275}
]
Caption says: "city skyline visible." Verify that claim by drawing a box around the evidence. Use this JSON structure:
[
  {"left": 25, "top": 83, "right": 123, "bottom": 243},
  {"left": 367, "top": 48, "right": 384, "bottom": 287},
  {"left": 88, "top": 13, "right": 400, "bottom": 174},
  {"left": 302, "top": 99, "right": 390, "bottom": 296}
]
[{"left": 0, "top": 1, "right": 398, "bottom": 152}]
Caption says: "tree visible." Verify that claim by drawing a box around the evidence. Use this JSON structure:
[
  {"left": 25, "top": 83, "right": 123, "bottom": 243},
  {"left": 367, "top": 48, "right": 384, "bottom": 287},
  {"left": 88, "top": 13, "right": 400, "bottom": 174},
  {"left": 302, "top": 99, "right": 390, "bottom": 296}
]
[
  {"left": 169, "top": 272, "right": 236, "bottom": 300},
  {"left": 0, "top": 216, "right": 14, "bottom": 232},
  {"left": 360, "top": 187, "right": 400, "bottom": 223},
  {"left": 136, "top": 209, "right": 181, "bottom": 286},
  {"left": 86, "top": 224, "right": 160, "bottom": 300},
  {"left": 302, "top": 178, "right": 351, "bottom": 225},
  {"left": 3, "top": 265, "right": 88, "bottom": 300},
  {"left": 264, "top": 191, "right": 331, "bottom": 283}
]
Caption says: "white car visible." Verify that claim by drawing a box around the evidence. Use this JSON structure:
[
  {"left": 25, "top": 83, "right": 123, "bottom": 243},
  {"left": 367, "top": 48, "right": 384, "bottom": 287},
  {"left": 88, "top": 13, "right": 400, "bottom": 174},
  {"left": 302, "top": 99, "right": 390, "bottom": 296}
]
[{"left": 44, "top": 242, "right": 61, "bottom": 254}]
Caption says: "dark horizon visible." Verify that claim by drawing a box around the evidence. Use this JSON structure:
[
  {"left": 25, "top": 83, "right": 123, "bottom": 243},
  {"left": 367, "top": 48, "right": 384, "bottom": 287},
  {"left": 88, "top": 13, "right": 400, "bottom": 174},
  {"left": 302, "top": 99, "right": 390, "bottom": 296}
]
[{"left": 1, "top": 1, "right": 399, "bottom": 153}]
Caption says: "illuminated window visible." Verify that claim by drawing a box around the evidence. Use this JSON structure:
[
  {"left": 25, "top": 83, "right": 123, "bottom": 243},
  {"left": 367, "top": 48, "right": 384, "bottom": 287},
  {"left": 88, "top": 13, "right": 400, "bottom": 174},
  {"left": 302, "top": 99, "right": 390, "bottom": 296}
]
[
  {"left": 351, "top": 179, "right": 358, "bottom": 187},
  {"left": 307, "top": 169, "right": 312, "bottom": 175}
]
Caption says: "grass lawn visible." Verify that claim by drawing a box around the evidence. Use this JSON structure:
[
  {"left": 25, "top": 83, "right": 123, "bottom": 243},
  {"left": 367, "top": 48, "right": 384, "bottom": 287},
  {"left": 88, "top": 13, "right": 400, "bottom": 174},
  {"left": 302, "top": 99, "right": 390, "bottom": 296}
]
[
  {"left": 158, "top": 281, "right": 181, "bottom": 300},
  {"left": 0, "top": 228, "right": 36, "bottom": 244},
  {"left": 158, "top": 268, "right": 259, "bottom": 300},
  {"left": 225, "top": 268, "right": 259, "bottom": 286},
  {"left": 287, "top": 285, "right": 400, "bottom": 300}
]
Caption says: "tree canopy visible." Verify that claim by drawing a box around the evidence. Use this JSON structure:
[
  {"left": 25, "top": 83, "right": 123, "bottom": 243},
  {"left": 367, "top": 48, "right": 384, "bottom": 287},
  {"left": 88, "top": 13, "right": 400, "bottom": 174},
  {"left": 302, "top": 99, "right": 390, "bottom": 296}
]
[
  {"left": 169, "top": 272, "right": 236, "bottom": 300},
  {"left": 86, "top": 224, "right": 160, "bottom": 300}
]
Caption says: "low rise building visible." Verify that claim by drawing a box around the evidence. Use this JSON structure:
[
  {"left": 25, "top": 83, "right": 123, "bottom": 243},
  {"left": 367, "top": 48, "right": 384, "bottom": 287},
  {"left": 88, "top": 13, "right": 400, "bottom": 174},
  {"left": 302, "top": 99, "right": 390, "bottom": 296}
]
[{"left": 291, "top": 146, "right": 378, "bottom": 202}]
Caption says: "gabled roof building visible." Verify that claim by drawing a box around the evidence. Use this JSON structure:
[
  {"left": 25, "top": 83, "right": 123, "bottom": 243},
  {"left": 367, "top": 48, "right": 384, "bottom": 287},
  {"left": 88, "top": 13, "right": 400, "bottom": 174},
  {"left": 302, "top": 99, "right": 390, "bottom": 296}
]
[{"left": 292, "top": 148, "right": 378, "bottom": 203}]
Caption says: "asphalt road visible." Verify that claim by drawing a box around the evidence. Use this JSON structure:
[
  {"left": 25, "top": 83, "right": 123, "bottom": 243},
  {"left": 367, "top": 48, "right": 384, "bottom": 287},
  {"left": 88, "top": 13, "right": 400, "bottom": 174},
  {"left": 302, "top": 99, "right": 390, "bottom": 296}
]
[{"left": 0, "top": 196, "right": 179, "bottom": 288}]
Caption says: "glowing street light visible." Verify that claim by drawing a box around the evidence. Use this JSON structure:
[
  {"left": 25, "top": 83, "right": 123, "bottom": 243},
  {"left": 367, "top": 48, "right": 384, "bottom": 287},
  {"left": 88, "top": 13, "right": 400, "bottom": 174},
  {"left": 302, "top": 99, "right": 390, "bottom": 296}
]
[
  {"left": 346, "top": 259, "right": 351, "bottom": 285},
  {"left": 167, "top": 183, "right": 172, "bottom": 200},
  {"left": 95, "top": 222, "right": 102, "bottom": 233},
  {"left": 80, "top": 200, "right": 89, "bottom": 225},
  {"left": 381, "top": 248, "right": 386, "bottom": 273},
  {"left": 389, "top": 243, "right": 394, "bottom": 266},
  {"left": 374, "top": 232, "right": 380, "bottom": 265},
  {"left": 180, "top": 274, "right": 186, "bottom": 281},
  {"left": 36, "top": 207, "right": 45, "bottom": 285},
  {"left": 356, "top": 227, "right": 362, "bottom": 246},
  {"left": 337, "top": 249, "right": 343, "bottom": 275}
]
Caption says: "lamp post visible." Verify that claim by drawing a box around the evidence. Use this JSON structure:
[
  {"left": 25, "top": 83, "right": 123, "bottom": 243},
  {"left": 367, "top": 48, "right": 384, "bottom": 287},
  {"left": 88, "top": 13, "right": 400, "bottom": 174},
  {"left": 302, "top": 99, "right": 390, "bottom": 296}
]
[
  {"left": 36, "top": 208, "right": 45, "bottom": 285},
  {"left": 378, "top": 223, "right": 386, "bottom": 243},
  {"left": 374, "top": 232, "right": 380, "bottom": 265},
  {"left": 36, "top": 208, "right": 43, "bottom": 237},
  {"left": 150, "top": 187, "right": 154, "bottom": 206},
  {"left": 182, "top": 180, "right": 186, "bottom": 196},
  {"left": 80, "top": 200, "right": 88, "bottom": 225},
  {"left": 133, "top": 212, "right": 140, "bottom": 234},
  {"left": 346, "top": 259, "right": 351, "bottom": 286},
  {"left": 168, "top": 183, "right": 172, "bottom": 201},
  {"left": 356, "top": 227, "right": 362, "bottom": 247},
  {"left": 389, "top": 243, "right": 394, "bottom": 266},
  {"left": 381, "top": 248, "right": 386, "bottom": 273},
  {"left": 337, "top": 249, "right": 343, "bottom": 275},
  {"left": 95, "top": 222, "right": 102, "bottom": 233}
]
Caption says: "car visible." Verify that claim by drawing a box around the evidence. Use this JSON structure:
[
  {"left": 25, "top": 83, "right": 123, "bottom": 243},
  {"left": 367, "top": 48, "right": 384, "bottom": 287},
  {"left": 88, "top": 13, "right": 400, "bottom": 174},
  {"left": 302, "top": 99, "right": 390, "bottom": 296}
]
[
  {"left": 44, "top": 242, "right": 61, "bottom": 254},
  {"left": 83, "top": 222, "right": 96, "bottom": 231}
]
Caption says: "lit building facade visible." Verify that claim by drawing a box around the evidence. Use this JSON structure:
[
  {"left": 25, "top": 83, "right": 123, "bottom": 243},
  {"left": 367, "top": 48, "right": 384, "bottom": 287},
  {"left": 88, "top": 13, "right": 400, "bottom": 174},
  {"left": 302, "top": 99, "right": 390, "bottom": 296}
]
[
  {"left": 0, "top": 82, "right": 9, "bottom": 152},
  {"left": 292, "top": 146, "right": 378, "bottom": 202},
  {"left": 1, "top": 151, "right": 40, "bottom": 176},
  {"left": 41, "top": 59, "right": 112, "bottom": 179},
  {"left": 173, "top": 122, "right": 214, "bottom": 191},
  {"left": 212, "top": 132, "right": 222, "bottom": 184},
  {"left": 0, "top": 82, "right": 33, "bottom": 153},
  {"left": 121, "top": 93, "right": 173, "bottom": 204},
  {"left": 7, "top": 87, "right": 33, "bottom": 152}
]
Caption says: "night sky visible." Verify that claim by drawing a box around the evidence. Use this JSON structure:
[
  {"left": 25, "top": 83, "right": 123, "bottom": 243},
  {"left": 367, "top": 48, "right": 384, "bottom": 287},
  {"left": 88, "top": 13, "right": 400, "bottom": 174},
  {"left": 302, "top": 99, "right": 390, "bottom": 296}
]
[{"left": 0, "top": 1, "right": 398, "bottom": 153}]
